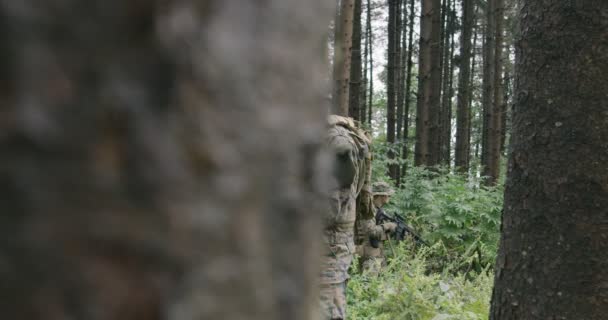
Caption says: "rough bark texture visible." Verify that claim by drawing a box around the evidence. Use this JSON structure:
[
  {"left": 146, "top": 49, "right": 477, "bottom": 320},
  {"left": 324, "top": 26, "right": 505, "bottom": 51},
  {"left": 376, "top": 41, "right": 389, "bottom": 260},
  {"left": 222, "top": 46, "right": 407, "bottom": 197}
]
[
  {"left": 455, "top": 0, "right": 474, "bottom": 172},
  {"left": 0, "top": 0, "right": 331, "bottom": 319},
  {"left": 490, "top": 1, "right": 608, "bottom": 319},
  {"left": 349, "top": 0, "right": 363, "bottom": 121},
  {"left": 333, "top": 0, "right": 356, "bottom": 116},
  {"left": 414, "top": 0, "right": 434, "bottom": 166}
]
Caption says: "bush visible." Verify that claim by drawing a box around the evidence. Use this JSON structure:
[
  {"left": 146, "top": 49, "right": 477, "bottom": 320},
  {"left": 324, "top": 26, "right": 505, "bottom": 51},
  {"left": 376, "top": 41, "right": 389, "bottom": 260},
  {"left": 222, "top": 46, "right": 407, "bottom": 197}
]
[
  {"left": 347, "top": 243, "right": 493, "bottom": 320},
  {"left": 388, "top": 166, "right": 503, "bottom": 270}
]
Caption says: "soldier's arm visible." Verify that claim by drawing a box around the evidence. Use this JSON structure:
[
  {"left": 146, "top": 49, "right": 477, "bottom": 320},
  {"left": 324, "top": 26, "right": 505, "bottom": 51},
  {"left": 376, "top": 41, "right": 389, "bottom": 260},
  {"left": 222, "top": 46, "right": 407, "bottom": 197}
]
[{"left": 360, "top": 219, "right": 386, "bottom": 240}]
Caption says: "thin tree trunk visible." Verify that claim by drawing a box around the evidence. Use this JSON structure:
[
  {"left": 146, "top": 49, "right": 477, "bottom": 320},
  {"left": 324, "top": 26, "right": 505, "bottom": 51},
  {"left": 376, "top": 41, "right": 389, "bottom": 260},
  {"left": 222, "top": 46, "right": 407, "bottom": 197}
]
[
  {"left": 394, "top": 0, "right": 404, "bottom": 184},
  {"left": 332, "top": 0, "right": 356, "bottom": 116},
  {"left": 0, "top": 0, "right": 331, "bottom": 319},
  {"left": 427, "top": 0, "right": 443, "bottom": 166},
  {"left": 481, "top": 0, "right": 496, "bottom": 182},
  {"left": 439, "top": 0, "right": 454, "bottom": 166},
  {"left": 490, "top": 1, "right": 608, "bottom": 318},
  {"left": 361, "top": 2, "right": 369, "bottom": 124},
  {"left": 367, "top": 0, "right": 374, "bottom": 126},
  {"left": 414, "top": 0, "right": 434, "bottom": 166},
  {"left": 401, "top": 0, "right": 416, "bottom": 176},
  {"left": 349, "top": 0, "right": 363, "bottom": 120},
  {"left": 469, "top": 9, "right": 480, "bottom": 172},
  {"left": 387, "top": 0, "right": 399, "bottom": 179},
  {"left": 455, "top": 0, "right": 475, "bottom": 172},
  {"left": 489, "top": 0, "right": 504, "bottom": 184},
  {"left": 446, "top": 3, "right": 456, "bottom": 167}
]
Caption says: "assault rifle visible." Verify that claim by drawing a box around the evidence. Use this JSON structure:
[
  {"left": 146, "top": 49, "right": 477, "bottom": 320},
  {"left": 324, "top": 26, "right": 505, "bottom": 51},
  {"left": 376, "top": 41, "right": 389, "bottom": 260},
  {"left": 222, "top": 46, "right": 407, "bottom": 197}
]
[{"left": 372, "top": 211, "right": 429, "bottom": 247}]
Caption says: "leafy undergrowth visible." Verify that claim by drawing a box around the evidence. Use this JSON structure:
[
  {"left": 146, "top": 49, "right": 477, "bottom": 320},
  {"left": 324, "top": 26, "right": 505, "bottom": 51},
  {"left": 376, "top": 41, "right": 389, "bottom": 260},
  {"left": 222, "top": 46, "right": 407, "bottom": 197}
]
[{"left": 347, "top": 244, "right": 493, "bottom": 320}]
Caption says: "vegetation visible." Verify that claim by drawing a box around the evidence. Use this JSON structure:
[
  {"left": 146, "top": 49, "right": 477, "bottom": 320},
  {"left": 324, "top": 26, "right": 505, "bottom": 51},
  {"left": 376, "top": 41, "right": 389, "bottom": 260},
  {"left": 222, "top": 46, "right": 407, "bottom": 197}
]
[
  {"left": 348, "top": 244, "right": 494, "bottom": 320},
  {"left": 348, "top": 141, "right": 503, "bottom": 319}
]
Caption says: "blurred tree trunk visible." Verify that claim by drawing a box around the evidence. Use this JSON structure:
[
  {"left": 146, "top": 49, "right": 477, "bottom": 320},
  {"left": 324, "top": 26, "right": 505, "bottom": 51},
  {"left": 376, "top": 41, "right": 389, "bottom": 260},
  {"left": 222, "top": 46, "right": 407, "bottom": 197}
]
[
  {"left": 490, "top": 0, "right": 608, "bottom": 318},
  {"left": 333, "top": 0, "right": 356, "bottom": 116},
  {"left": 349, "top": 0, "right": 363, "bottom": 121},
  {"left": 455, "top": 0, "right": 475, "bottom": 172},
  {"left": 0, "top": 1, "right": 331, "bottom": 319}
]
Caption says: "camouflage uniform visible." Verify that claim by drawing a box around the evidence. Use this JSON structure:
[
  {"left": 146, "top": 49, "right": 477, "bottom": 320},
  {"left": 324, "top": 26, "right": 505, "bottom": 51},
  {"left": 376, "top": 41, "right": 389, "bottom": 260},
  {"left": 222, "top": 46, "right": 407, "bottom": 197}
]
[
  {"left": 357, "top": 182, "right": 395, "bottom": 275},
  {"left": 320, "top": 115, "right": 370, "bottom": 320}
]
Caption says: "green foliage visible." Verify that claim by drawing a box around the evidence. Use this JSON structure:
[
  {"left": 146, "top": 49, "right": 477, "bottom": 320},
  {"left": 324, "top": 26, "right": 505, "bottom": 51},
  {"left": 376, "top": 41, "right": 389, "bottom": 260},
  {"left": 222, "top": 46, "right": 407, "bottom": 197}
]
[
  {"left": 350, "top": 140, "right": 503, "bottom": 319},
  {"left": 388, "top": 166, "right": 503, "bottom": 270},
  {"left": 347, "top": 244, "right": 493, "bottom": 320},
  {"left": 370, "top": 137, "right": 503, "bottom": 269}
]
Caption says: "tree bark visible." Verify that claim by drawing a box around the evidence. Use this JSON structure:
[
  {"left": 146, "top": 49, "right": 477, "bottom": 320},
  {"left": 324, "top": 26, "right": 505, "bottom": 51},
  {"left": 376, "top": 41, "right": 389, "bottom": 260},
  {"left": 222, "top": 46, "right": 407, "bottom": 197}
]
[
  {"left": 427, "top": 0, "right": 443, "bottom": 166},
  {"left": 481, "top": 0, "right": 496, "bottom": 183},
  {"left": 489, "top": 0, "right": 504, "bottom": 184},
  {"left": 455, "top": 0, "right": 475, "bottom": 172},
  {"left": 414, "top": 0, "right": 434, "bottom": 166},
  {"left": 332, "top": 0, "right": 356, "bottom": 116},
  {"left": 367, "top": 0, "right": 374, "bottom": 126},
  {"left": 387, "top": 0, "right": 399, "bottom": 179},
  {"left": 361, "top": 1, "right": 369, "bottom": 124},
  {"left": 349, "top": 0, "right": 363, "bottom": 120},
  {"left": 490, "top": 1, "right": 608, "bottom": 318},
  {"left": 0, "top": 0, "right": 331, "bottom": 319},
  {"left": 439, "top": 0, "right": 455, "bottom": 166},
  {"left": 401, "top": 0, "right": 416, "bottom": 176}
]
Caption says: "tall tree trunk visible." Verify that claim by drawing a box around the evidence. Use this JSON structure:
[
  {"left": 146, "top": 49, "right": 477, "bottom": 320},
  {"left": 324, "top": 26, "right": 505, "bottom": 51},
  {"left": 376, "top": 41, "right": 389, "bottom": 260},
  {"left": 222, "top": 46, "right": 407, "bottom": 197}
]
[
  {"left": 394, "top": 0, "right": 405, "bottom": 184},
  {"left": 469, "top": 9, "right": 480, "bottom": 172},
  {"left": 489, "top": 0, "right": 504, "bottom": 183},
  {"left": 332, "top": 0, "right": 356, "bottom": 116},
  {"left": 427, "top": 0, "right": 443, "bottom": 166},
  {"left": 439, "top": 0, "right": 455, "bottom": 166},
  {"left": 455, "top": 0, "right": 475, "bottom": 172},
  {"left": 0, "top": 0, "right": 332, "bottom": 319},
  {"left": 349, "top": 0, "right": 363, "bottom": 120},
  {"left": 415, "top": 0, "right": 435, "bottom": 166},
  {"left": 481, "top": 0, "right": 496, "bottom": 182},
  {"left": 500, "top": 68, "right": 510, "bottom": 153},
  {"left": 361, "top": 3, "right": 369, "bottom": 125},
  {"left": 367, "top": 0, "right": 374, "bottom": 126},
  {"left": 401, "top": 0, "right": 416, "bottom": 176},
  {"left": 446, "top": 3, "right": 456, "bottom": 166},
  {"left": 387, "top": 0, "right": 399, "bottom": 179},
  {"left": 490, "top": 1, "right": 608, "bottom": 318}
]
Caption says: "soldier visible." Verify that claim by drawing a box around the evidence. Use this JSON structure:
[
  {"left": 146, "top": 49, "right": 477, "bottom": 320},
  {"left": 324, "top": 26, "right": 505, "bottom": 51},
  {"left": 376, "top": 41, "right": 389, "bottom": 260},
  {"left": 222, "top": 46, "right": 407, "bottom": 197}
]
[
  {"left": 357, "top": 181, "right": 397, "bottom": 275},
  {"left": 320, "top": 115, "right": 370, "bottom": 320}
]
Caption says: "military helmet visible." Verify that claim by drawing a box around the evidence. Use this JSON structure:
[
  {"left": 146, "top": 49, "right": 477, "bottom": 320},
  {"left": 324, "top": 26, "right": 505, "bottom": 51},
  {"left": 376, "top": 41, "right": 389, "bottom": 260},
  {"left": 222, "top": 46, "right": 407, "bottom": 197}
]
[{"left": 372, "top": 181, "right": 394, "bottom": 196}]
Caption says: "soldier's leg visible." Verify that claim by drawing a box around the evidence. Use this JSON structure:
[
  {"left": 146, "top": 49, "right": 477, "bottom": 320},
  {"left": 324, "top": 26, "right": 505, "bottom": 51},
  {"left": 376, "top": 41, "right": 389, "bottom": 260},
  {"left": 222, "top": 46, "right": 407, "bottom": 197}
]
[{"left": 319, "top": 282, "right": 347, "bottom": 320}]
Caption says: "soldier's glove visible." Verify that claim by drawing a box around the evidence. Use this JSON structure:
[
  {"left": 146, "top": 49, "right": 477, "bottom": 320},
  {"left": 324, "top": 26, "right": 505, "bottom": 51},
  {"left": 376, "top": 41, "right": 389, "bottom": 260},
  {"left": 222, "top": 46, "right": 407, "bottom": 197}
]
[{"left": 382, "top": 222, "right": 398, "bottom": 234}]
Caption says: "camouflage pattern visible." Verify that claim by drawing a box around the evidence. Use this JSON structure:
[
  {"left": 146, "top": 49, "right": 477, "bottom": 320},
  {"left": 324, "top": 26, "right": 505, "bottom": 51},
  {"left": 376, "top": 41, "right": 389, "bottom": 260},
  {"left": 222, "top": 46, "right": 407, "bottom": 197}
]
[
  {"left": 320, "top": 115, "right": 371, "bottom": 319},
  {"left": 319, "top": 282, "right": 347, "bottom": 319},
  {"left": 371, "top": 181, "right": 395, "bottom": 196},
  {"left": 358, "top": 206, "right": 390, "bottom": 275}
]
